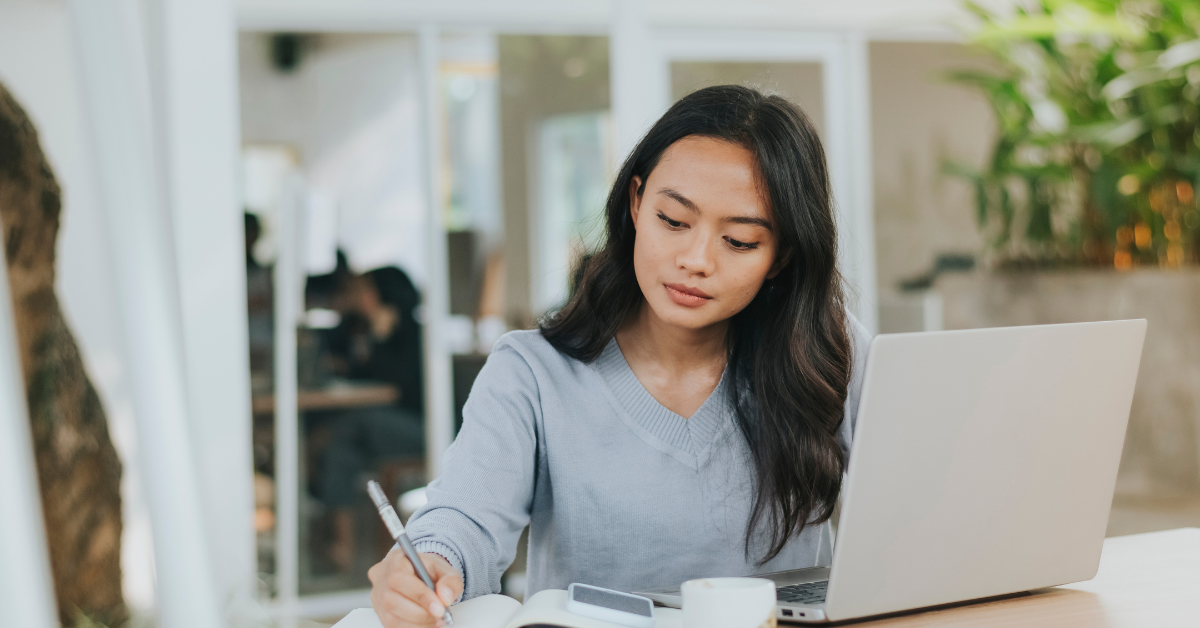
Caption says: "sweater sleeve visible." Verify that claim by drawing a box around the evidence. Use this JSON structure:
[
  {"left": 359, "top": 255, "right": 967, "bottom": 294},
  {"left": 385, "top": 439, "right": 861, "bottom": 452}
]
[
  {"left": 838, "top": 312, "right": 872, "bottom": 460},
  {"left": 406, "top": 340, "right": 540, "bottom": 601}
]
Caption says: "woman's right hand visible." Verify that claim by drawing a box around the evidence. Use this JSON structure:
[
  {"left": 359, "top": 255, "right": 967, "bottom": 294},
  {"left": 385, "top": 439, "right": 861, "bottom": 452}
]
[{"left": 368, "top": 550, "right": 464, "bottom": 628}]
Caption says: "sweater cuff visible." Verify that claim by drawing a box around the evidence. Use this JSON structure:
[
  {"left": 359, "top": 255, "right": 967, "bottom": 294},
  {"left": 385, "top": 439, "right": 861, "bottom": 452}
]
[{"left": 411, "top": 541, "right": 466, "bottom": 604}]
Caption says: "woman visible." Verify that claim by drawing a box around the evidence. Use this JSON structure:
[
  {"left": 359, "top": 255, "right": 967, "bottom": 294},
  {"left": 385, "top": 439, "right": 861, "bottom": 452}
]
[{"left": 368, "top": 85, "right": 870, "bottom": 628}]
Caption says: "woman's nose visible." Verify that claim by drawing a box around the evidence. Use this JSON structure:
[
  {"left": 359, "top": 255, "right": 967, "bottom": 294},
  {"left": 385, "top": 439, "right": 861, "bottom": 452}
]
[{"left": 677, "top": 234, "right": 716, "bottom": 276}]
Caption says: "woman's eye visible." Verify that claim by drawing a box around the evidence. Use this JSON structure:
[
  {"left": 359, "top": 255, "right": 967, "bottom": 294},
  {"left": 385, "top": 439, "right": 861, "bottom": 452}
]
[
  {"left": 725, "top": 237, "right": 759, "bottom": 251},
  {"left": 657, "top": 212, "right": 684, "bottom": 228}
]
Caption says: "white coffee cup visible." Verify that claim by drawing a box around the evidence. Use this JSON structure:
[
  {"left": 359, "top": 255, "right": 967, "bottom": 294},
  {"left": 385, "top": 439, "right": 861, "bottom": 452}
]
[{"left": 681, "top": 577, "right": 777, "bottom": 628}]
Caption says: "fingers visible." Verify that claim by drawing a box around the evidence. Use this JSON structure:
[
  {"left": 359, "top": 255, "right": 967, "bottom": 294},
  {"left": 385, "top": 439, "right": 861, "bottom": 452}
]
[
  {"left": 372, "top": 585, "right": 442, "bottom": 628},
  {"left": 390, "top": 565, "right": 447, "bottom": 618},
  {"left": 369, "top": 550, "right": 463, "bottom": 627},
  {"left": 425, "top": 555, "right": 464, "bottom": 606},
  {"left": 436, "top": 578, "right": 460, "bottom": 608}
]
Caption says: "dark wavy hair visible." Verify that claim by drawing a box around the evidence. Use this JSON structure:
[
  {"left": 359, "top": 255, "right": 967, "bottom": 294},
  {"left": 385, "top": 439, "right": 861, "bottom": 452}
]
[{"left": 540, "top": 85, "right": 852, "bottom": 564}]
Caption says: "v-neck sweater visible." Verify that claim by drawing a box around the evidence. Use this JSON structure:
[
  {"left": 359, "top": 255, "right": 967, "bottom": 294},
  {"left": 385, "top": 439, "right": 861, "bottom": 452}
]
[{"left": 407, "top": 316, "right": 871, "bottom": 601}]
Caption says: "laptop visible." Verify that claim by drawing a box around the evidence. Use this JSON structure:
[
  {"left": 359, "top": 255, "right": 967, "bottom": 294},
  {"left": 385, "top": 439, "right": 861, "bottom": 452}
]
[{"left": 636, "top": 320, "right": 1146, "bottom": 623}]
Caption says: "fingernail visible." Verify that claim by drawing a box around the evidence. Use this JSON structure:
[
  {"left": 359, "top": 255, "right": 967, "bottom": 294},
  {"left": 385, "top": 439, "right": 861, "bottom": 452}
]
[{"left": 430, "top": 601, "right": 446, "bottom": 616}]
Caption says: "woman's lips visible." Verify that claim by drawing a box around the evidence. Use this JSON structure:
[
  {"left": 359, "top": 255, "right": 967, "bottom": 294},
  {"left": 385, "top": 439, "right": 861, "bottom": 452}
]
[{"left": 664, "top": 283, "right": 713, "bottom": 307}]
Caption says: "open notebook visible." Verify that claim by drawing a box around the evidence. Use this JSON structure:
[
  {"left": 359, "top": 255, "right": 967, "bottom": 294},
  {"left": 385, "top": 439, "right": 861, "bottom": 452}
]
[{"left": 334, "top": 589, "right": 682, "bottom": 628}]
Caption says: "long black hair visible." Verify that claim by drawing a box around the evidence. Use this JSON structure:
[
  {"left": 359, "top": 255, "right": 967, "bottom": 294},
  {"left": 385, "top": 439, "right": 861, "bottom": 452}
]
[{"left": 541, "top": 84, "right": 852, "bottom": 564}]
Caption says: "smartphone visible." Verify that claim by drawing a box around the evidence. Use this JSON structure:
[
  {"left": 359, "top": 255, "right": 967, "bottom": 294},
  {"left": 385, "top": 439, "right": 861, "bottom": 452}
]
[{"left": 565, "top": 583, "right": 656, "bottom": 628}]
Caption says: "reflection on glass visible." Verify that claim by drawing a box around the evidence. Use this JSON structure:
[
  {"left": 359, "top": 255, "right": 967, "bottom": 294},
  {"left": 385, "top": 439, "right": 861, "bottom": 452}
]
[
  {"left": 443, "top": 57, "right": 501, "bottom": 237},
  {"left": 240, "top": 30, "right": 616, "bottom": 604},
  {"left": 300, "top": 260, "right": 426, "bottom": 592},
  {"left": 243, "top": 144, "right": 297, "bottom": 597},
  {"left": 239, "top": 33, "right": 430, "bottom": 597},
  {"left": 497, "top": 35, "right": 611, "bottom": 325},
  {"left": 441, "top": 36, "right": 507, "bottom": 360},
  {"left": 534, "top": 112, "right": 612, "bottom": 313}
]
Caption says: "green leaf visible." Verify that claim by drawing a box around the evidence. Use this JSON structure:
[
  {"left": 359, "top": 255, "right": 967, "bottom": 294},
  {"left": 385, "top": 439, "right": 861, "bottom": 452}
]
[
  {"left": 1102, "top": 67, "right": 1168, "bottom": 100},
  {"left": 1158, "top": 39, "right": 1200, "bottom": 70},
  {"left": 970, "top": 12, "right": 1139, "bottom": 44}
]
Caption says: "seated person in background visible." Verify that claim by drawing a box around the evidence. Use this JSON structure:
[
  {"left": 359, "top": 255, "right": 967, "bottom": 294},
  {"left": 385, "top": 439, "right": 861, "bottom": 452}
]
[
  {"left": 321, "top": 265, "right": 425, "bottom": 572},
  {"left": 244, "top": 212, "right": 274, "bottom": 385},
  {"left": 368, "top": 85, "right": 870, "bottom": 627},
  {"left": 328, "top": 267, "right": 425, "bottom": 412}
]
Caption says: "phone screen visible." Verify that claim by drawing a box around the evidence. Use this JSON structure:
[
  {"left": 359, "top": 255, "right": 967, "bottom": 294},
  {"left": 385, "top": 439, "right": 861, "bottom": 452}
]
[{"left": 571, "top": 585, "right": 653, "bottom": 617}]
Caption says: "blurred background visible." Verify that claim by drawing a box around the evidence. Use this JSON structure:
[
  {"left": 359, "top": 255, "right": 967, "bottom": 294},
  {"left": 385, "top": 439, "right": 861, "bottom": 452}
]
[{"left": 1, "top": 0, "right": 1198, "bottom": 626}]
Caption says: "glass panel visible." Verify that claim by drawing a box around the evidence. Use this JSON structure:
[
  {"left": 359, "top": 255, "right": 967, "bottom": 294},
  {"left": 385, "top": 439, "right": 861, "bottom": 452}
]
[
  {"left": 533, "top": 111, "right": 612, "bottom": 314},
  {"left": 239, "top": 32, "right": 429, "bottom": 596},
  {"left": 498, "top": 35, "right": 612, "bottom": 326},
  {"left": 238, "top": 29, "right": 612, "bottom": 605},
  {"left": 242, "top": 143, "right": 296, "bottom": 598},
  {"left": 670, "top": 61, "right": 826, "bottom": 139},
  {"left": 439, "top": 35, "right": 507, "bottom": 435}
]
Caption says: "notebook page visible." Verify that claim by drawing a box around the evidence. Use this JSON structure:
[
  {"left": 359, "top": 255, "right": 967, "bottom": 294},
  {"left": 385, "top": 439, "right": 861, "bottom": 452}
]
[
  {"left": 332, "top": 594, "right": 521, "bottom": 628},
  {"left": 507, "top": 590, "right": 682, "bottom": 628},
  {"left": 452, "top": 594, "right": 524, "bottom": 628}
]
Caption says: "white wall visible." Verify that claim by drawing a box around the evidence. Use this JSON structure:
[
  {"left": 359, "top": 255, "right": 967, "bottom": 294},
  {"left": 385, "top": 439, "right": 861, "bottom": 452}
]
[
  {"left": 870, "top": 41, "right": 994, "bottom": 298},
  {"left": 0, "top": 0, "right": 156, "bottom": 614}
]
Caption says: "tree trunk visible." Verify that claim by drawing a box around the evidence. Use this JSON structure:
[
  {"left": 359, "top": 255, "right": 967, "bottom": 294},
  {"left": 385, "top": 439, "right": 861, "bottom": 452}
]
[{"left": 0, "top": 83, "right": 127, "bottom": 627}]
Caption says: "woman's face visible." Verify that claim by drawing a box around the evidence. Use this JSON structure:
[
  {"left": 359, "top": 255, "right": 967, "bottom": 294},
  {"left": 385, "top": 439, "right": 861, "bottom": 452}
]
[{"left": 629, "top": 135, "right": 785, "bottom": 333}]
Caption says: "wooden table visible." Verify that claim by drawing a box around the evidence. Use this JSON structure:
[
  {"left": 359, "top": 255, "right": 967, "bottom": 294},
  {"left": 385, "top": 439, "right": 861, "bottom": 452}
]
[
  {"left": 851, "top": 527, "right": 1199, "bottom": 626},
  {"left": 251, "top": 382, "right": 399, "bottom": 416}
]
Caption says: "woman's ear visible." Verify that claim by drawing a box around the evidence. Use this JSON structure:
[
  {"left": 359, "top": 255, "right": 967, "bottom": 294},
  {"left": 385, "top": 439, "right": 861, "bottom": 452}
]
[
  {"left": 767, "top": 246, "right": 793, "bottom": 280},
  {"left": 628, "top": 176, "right": 643, "bottom": 230}
]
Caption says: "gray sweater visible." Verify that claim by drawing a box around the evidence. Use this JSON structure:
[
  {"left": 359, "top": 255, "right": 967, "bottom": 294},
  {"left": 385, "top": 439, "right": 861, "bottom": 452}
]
[{"left": 408, "top": 317, "right": 871, "bottom": 601}]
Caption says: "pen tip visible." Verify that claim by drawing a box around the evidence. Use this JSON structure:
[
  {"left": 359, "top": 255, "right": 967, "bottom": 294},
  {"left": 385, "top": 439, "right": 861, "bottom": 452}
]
[{"left": 366, "top": 481, "right": 387, "bottom": 506}]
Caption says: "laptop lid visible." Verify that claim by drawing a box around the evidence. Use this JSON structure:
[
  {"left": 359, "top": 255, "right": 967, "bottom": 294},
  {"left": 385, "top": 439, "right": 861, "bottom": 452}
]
[{"left": 824, "top": 320, "right": 1145, "bottom": 621}]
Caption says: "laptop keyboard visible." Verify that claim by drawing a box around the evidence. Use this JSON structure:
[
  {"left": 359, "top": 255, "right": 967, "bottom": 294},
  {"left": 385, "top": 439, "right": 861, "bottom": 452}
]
[{"left": 776, "top": 581, "right": 828, "bottom": 606}]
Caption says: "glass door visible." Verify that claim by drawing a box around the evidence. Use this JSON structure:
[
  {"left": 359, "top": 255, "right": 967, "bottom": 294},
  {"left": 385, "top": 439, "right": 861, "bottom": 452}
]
[
  {"left": 237, "top": 27, "right": 615, "bottom": 620},
  {"left": 238, "top": 30, "right": 460, "bottom": 616}
]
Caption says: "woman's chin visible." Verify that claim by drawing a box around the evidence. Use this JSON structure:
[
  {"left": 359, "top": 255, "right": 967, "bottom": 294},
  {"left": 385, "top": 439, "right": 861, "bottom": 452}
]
[{"left": 648, "top": 299, "right": 725, "bottom": 332}]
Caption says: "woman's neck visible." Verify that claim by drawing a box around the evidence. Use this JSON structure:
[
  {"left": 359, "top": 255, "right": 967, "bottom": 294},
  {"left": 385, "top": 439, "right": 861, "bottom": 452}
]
[{"left": 614, "top": 302, "right": 728, "bottom": 418}]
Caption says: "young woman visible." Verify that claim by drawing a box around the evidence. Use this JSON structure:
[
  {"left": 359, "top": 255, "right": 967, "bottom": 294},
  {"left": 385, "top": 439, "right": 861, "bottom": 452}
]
[{"left": 368, "top": 85, "right": 870, "bottom": 628}]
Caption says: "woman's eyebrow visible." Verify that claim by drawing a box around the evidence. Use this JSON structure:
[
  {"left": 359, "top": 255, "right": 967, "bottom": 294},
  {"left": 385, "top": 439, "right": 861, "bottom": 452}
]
[
  {"left": 657, "top": 187, "right": 700, "bottom": 214},
  {"left": 726, "top": 215, "right": 773, "bottom": 231},
  {"left": 657, "top": 187, "right": 773, "bottom": 231}
]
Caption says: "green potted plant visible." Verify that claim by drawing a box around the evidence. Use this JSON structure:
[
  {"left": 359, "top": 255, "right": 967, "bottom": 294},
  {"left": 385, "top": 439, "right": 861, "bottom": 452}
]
[{"left": 945, "top": 0, "right": 1200, "bottom": 269}]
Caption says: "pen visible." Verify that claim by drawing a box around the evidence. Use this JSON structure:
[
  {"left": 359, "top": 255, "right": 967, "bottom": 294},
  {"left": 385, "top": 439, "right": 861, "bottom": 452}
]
[{"left": 367, "top": 480, "right": 455, "bottom": 626}]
